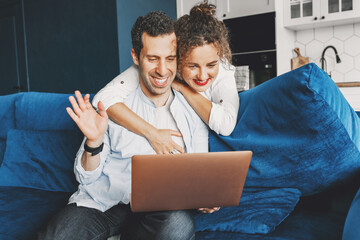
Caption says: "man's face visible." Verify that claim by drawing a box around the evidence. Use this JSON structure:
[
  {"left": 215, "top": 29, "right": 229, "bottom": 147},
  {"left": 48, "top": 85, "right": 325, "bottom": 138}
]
[{"left": 132, "top": 32, "right": 177, "bottom": 98}]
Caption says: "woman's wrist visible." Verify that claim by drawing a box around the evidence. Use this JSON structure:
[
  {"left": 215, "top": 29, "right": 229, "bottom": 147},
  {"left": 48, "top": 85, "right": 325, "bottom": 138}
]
[{"left": 143, "top": 124, "right": 158, "bottom": 142}]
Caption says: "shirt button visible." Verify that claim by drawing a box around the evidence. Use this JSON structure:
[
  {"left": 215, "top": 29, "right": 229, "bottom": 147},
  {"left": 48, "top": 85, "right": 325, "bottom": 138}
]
[
  {"left": 121, "top": 81, "right": 124, "bottom": 84},
  {"left": 220, "top": 99, "right": 223, "bottom": 103}
]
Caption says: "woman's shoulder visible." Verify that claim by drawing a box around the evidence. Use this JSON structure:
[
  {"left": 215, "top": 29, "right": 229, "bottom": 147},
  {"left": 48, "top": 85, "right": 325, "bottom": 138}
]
[
  {"left": 215, "top": 59, "right": 235, "bottom": 81},
  {"left": 212, "top": 59, "right": 236, "bottom": 86}
]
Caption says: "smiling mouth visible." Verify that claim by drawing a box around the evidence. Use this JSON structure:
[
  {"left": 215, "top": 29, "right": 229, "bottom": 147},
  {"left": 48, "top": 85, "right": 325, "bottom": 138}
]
[
  {"left": 193, "top": 78, "right": 210, "bottom": 86},
  {"left": 152, "top": 76, "right": 169, "bottom": 87}
]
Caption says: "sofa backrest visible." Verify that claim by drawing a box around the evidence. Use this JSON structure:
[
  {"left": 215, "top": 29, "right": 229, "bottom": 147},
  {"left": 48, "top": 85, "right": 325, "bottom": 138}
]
[{"left": 0, "top": 92, "right": 90, "bottom": 192}]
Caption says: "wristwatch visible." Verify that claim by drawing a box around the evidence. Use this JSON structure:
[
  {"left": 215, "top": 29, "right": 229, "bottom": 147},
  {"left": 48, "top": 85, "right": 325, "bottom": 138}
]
[{"left": 84, "top": 142, "right": 104, "bottom": 156}]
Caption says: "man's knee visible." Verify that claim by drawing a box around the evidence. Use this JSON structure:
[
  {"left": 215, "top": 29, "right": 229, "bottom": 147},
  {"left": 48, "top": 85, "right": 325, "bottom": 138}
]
[
  {"left": 37, "top": 204, "right": 108, "bottom": 240},
  {"left": 158, "top": 210, "right": 195, "bottom": 240}
]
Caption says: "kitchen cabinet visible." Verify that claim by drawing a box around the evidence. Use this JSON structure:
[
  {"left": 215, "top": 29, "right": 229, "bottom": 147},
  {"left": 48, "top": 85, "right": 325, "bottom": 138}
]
[
  {"left": 284, "top": 0, "right": 360, "bottom": 30},
  {"left": 177, "top": 0, "right": 275, "bottom": 19},
  {"left": 177, "top": 0, "right": 219, "bottom": 18},
  {"left": 220, "top": 0, "right": 275, "bottom": 19}
]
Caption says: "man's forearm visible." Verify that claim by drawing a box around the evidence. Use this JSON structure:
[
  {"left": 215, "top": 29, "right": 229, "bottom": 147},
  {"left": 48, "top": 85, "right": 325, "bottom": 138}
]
[{"left": 81, "top": 138, "right": 104, "bottom": 171}]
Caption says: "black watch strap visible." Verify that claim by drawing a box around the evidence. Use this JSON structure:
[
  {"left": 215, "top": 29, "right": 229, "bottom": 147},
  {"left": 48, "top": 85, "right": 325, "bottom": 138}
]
[{"left": 84, "top": 142, "right": 104, "bottom": 156}]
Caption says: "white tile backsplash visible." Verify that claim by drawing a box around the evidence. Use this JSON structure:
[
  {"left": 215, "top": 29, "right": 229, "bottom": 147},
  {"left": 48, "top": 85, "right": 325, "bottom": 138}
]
[
  {"left": 325, "top": 38, "right": 344, "bottom": 54},
  {"left": 345, "top": 69, "right": 360, "bottom": 82},
  {"left": 354, "top": 23, "right": 360, "bottom": 36},
  {"left": 296, "top": 29, "right": 314, "bottom": 45},
  {"left": 334, "top": 24, "right": 354, "bottom": 40},
  {"left": 336, "top": 54, "right": 354, "bottom": 74},
  {"left": 344, "top": 36, "right": 360, "bottom": 56},
  {"left": 314, "top": 26, "right": 333, "bottom": 42},
  {"left": 305, "top": 40, "right": 324, "bottom": 60},
  {"left": 355, "top": 55, "right": 360, "bottom": 69},
  {"left": 295, "top": 23, "right": 360, "bottom": 83}
]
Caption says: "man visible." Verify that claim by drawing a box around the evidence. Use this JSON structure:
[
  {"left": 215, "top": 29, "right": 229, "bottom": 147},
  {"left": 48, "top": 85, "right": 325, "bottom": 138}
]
[{"left": 37, "top": 11, "right": 208, "bottom": 240}]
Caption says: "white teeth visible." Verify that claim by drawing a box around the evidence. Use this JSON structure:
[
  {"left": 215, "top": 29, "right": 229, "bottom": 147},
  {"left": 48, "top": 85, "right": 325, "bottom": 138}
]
[
  {"left": 195, "top": 79, "right": 206, "bottom": 83},
  {"left": 154, "top": 77, "right": 167, "bottom": 84}
]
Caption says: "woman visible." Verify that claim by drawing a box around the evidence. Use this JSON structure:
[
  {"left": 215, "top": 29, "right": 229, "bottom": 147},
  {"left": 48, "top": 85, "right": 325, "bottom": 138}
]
[{"left": 92, "top": 1, "right": 239, "bottom": 155}]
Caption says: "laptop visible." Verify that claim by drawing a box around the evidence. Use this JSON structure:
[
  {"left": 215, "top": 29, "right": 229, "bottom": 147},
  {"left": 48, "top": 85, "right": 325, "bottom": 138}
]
[{"left": 131, "top": 151, "right": 252, "bottom": 212}]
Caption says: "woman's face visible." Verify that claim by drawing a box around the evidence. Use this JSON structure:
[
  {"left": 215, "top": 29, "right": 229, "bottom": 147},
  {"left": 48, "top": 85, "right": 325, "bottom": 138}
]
[{"left": 180, "top": 43, "right": 220, "bottom": 92}]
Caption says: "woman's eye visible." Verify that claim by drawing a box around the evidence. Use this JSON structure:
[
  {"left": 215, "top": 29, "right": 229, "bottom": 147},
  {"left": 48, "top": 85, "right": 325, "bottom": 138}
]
[
  {"left": 149, "top": 58, "right": 156, "bottom": 62},
  {"left": 208, "top": 64, "right": 216, "bottom": 68}
]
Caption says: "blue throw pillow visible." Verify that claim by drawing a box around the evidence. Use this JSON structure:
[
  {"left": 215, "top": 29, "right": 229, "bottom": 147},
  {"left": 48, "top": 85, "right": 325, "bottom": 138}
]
[
  {"left": 0, "top": 129, "right": 83, "bottom": 192},
  {"left": 14, "top": 92, "right": 80, "bottom": 131},
  {"left": 209, "top": 63, "right": 360, "bottom": 196},
  {"left": 195, "top": 187, "right": 301, "bottom": 234}
]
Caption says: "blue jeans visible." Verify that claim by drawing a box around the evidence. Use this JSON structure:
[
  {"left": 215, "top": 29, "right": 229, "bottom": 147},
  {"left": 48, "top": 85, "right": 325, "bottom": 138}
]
[{"left": 36, "top": 203, "right": 195, "bottom": 240}]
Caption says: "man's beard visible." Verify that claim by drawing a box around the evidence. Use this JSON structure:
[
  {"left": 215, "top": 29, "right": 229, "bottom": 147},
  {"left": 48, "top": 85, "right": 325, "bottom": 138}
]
[{"left": 140, "top": 71, "right": 172, "bottom": 96}]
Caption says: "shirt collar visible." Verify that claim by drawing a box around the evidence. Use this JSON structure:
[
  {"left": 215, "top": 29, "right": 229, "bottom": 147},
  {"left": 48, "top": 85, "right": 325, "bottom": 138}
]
[{"left": 136, "top": 84, "right": 175, "bottom": 109}]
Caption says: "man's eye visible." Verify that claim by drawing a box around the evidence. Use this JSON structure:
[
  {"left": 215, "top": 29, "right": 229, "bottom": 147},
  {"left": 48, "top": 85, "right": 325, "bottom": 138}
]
[{"left": 167, "top": 57, "right": 176, "bottom": 61}]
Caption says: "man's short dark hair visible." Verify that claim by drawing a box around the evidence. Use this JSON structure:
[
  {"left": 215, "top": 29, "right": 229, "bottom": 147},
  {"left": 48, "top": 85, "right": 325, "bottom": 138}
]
[{"left": 131, "top": 11, "right": 175, "bottom": 58}]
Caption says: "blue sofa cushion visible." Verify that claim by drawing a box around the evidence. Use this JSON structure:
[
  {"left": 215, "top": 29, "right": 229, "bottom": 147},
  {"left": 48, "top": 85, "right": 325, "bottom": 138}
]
[
  {"left": 0, "top": 93, "right": 20, "bottom": 139},
  {"left": 342, "top": 187, "right": 360, "bottom": 240},
  {"left": 195, "top": 187, "right": 301, "bottom": 234},
  {"left": 0, "top": 186, "right": 71, "bottom": 239},
  {"left": 0, "top": 140, "right": 5, "bottom": 166},
  {"left": 0, "top": 129, "right": 83, "bottom": 192},
  {"left": 14, "top": 92, "right": 79, "bottom": 131},
  {"left": 0, "top": 93, "right": 21, "bottom": 165},
  {"left": 209, "top": 63, "right": 360, "bottom": 196},
  {"left": 196, "top": 208, "right": 346, "bottom": 240}
]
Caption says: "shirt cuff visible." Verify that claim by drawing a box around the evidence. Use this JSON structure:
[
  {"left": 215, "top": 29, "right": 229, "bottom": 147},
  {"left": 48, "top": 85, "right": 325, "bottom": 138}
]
[
  {"left": 74, "top": 148, "right": 104, "bottom": 185},
  {"left": 208, "top": 102, "right": 225, "bottom": 135}
]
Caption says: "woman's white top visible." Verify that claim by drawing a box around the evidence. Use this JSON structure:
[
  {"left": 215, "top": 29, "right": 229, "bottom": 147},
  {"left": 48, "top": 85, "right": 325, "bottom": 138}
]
[{"left": 92, "top": 62, "right": 239, "bottom": 136}]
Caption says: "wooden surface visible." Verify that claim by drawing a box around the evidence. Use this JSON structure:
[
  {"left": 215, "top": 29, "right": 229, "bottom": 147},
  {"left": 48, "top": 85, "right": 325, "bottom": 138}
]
[
  {"left": 336, "top": 82, "right": 360, "bottom": 87},
  {"left": 291, "top": 48, "right": 309, "bottom": 70}
]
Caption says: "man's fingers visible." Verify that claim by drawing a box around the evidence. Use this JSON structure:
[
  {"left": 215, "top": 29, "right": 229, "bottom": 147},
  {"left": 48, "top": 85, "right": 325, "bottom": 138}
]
[
  {"left": 84, "top": 94, "right": 93, "bottom": 109},
  {"left": 198, "top": 207, "right": 220, "bottom": 214},
  {"left": 97, "top": 101, "right": 108, "bottom": 119},
  {"left": 69, "top": 96, "right": 83, "bottom": 116},
  {"left": 66, "top": 107, "right": 79, "bottom": 123},
  {"left": 75, "top": 90, "right": 87, "bottom": 111}
]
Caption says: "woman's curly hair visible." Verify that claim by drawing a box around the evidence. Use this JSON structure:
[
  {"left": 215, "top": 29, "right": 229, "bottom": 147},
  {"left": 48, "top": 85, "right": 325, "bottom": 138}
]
[{"left": 175, "top": 1, "right": 232, "bottom": 68}]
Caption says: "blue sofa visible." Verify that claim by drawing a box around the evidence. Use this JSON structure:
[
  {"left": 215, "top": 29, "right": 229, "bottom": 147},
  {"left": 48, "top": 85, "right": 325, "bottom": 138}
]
[{"left": 1, "top": 63, "right": 359, "bottom": 239}]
